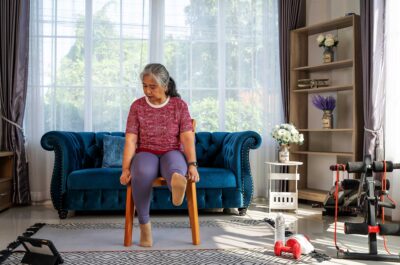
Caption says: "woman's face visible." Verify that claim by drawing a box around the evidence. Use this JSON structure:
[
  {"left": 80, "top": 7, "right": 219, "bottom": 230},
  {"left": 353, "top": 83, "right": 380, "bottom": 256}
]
[{"left": 142, "top": 74, "right": 167, "bottom": 102}]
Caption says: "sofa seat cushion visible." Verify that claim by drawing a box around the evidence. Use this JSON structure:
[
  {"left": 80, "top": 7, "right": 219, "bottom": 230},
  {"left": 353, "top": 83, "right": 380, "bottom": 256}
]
[
  {"left": 196, "top": 168, "right": 236, "bottom": 189},
  {"left": 67, "top": 167, "right": 237, "bottom": 190},
  {"left": 67, "top": 168, "right": 124, "bottom": 190}
]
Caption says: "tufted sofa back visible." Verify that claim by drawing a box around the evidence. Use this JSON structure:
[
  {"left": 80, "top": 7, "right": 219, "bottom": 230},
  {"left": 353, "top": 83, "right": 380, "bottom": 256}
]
[{"left": 70, "top": 131, "right": 229, "bottom": 169}]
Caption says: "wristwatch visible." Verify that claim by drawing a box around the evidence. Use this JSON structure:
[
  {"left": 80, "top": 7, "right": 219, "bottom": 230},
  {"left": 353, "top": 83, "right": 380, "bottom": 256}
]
[{"left": 188, "top": 161, "right": 198, "bottom": 168}]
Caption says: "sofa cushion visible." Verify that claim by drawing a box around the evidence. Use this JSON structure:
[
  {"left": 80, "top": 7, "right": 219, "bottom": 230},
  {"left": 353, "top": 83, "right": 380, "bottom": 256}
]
[
  {"left": 67, "top": 168, "right": 124, "bottom": 190},
  {"left": 102, "top": 135, "right": 125, "bottom": 168},
  {"left": 67, "top": 167, "right": 237, "bottom": 190},
  {"left": 196, "top": 168, "right": 236, "bottom": 188}
]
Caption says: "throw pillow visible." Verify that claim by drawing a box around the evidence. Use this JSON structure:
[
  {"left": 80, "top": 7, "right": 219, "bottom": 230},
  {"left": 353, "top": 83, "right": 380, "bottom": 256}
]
[{"left": 102, "top": 135, "right": 125, "bottom": 168}]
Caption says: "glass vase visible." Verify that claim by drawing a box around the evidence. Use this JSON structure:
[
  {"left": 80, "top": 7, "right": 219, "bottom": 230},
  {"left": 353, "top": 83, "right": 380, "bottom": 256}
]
[
  {"left": 278, "top": 145, "right": 290, "bottom": 163},
  {"left": 322, "top": 110, "right": 333, "bottom": 129},
  {"left": 323, "top": 47, "right": 334, "bottom": 63}
]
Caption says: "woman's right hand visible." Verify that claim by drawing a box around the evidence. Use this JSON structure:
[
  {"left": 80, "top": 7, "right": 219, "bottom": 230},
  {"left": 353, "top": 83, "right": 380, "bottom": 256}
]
[{"left": 120, "top": 169, "right": 131, "bottom": 185}]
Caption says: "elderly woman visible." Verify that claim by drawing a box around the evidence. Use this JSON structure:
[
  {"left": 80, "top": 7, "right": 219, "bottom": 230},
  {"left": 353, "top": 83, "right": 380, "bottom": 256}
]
[{"left": 119, "top": 63, "right": 199, "bottom": 247}]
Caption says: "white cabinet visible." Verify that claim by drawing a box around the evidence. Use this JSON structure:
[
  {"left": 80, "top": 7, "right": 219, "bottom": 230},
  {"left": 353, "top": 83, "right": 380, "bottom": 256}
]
[{"left": 266, "top": 161, "right": 302, "bottom": 213}]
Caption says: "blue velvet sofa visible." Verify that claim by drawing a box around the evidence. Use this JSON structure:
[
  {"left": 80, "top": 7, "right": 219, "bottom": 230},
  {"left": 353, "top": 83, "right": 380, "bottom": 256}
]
[{"left": 40, "top": 131, "right": 262, "bottom": 219}]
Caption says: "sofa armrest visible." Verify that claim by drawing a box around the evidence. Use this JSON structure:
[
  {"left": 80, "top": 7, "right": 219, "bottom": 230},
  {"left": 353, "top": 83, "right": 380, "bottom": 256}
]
[
  {"left": 41, "top": 131, "right": 85, "bottom": 210},
  {"left": 222, "top": 131, "right": 262, "bottom": 207}
]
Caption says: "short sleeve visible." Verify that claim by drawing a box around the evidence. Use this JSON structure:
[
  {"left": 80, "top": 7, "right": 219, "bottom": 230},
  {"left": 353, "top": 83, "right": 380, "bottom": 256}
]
[
  {"left": 125, "top": 103, "right": 139, "bottom": 134},
  {"left": 179, "top": 100, "right": 193, "bottom": 133}
]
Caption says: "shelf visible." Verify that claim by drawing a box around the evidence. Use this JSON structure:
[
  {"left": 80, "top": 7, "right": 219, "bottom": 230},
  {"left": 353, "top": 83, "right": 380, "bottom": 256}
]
[
  {"left": 298, "top": 188, "right": 327, "bottom": 203},
  {"left": 293, "top": 59, "right": 353, "bottom": 72},
  {"left": 298, "top": 128, "right": 353, "bottom": 132},
  {"left": 293, "top": 85, "right": 353, "bottom": 93},
  {"left": 293, "top": 15, "right": 354, "bottom": 36},
  {"left": 0, "top": 152, "right": 13, "bottom": 157},
  {"left": 0, "top": 177, "right": 12, "bottom": 184},
  {"left": 292, "top": 151, "right": 354, "bottom": 157}
]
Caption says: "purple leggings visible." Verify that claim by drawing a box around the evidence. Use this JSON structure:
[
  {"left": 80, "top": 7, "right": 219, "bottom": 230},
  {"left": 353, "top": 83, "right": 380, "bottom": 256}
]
[{"left": 130, "top": 150, "right": 188, "bottom": 224}]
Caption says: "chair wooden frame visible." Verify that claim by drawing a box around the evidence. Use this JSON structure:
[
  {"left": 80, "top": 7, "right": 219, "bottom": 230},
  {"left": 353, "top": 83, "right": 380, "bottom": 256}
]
[{"left": 124, "top": 121, "right": 200, "bottom": 246}]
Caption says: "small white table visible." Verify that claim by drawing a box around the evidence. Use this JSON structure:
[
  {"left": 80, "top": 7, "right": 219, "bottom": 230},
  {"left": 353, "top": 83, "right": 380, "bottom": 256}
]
[{"left": 265, "top": 161, "right": 303, "bottom": 213}]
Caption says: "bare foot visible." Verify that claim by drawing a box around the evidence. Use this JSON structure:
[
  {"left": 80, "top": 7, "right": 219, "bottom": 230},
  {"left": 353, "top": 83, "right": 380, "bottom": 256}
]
[
  {"left": 139, "top": 223, "right": 153, "bottom": 247},
  {"left": 171, "top": 173, "right": 187, "bottom": 206}
]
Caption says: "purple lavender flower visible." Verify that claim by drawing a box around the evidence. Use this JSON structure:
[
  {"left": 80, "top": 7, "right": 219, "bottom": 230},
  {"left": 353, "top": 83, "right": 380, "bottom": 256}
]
[{"left": 311, "top": 95, "right": 336, "bottom": 111}]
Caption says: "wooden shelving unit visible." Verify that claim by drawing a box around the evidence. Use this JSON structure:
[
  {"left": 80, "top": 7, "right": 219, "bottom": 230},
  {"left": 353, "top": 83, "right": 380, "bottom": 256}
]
[
  {"left": 293, "top": 59, "right": 353, "bottom": 72},
  {"left": 298, "top": 128, "right": 353, "bottom": 132},
  {"left": 289, "top": 15, "right": 363, "bottom": 203},
  {"left": 0, "top": 152, "right": 14, "bottom": 212},
  {"left": 293, "top": 85, "right": 353, "bottom": 94}
]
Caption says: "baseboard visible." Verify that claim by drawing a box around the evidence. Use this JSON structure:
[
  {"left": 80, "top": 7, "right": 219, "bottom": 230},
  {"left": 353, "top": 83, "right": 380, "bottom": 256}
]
[{"left": 30, "top": 191, "right": 50, "bottom": 202}]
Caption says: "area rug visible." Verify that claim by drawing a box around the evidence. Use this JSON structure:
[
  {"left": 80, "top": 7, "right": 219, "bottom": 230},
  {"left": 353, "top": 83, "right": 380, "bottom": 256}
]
[{"left": 1, "top": 219, "right": 330, "bottom": 264}]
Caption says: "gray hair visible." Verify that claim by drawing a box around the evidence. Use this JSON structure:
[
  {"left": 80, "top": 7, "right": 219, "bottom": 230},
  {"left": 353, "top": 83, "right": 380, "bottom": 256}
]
[
  {"left": 140, "top": 63, "right": 170, "bottom": 88},
  {"left": 140, "top": 63, "right": 180, "bottom": 97}
]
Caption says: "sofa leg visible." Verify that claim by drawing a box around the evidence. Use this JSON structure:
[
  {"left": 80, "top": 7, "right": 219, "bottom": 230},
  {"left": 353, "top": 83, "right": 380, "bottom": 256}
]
[
  {"left": 58, "top": 209, "right": 68, "bottom": 219},
  {"left": 238, "top": 208, "right": 247, "bottom": 216},
  {"left": 223, "top": 208, "right": 233, "bottom": 214}
]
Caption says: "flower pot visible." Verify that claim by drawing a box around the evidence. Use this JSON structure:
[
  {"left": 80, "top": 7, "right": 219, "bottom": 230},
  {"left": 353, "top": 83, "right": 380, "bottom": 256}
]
[
  {"left": 322, "top": 110, "right": 333, "bottom": 129},
  {"left": 323, "top": 48, "right": 334, "bottom": 63},
  {"left": 278, "top": 145, "right": 290, "bottom": 163}
]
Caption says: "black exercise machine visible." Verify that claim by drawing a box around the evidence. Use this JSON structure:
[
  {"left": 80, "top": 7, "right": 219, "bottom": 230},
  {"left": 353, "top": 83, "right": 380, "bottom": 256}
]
[{"left": 329, "top": 155, "right": 400, "bottom": 262}]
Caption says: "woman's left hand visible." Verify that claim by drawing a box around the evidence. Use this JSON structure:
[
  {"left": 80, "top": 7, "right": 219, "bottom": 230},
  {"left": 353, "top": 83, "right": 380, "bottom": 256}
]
[{"left": 187, "top": 165, "right": 200, "bottom": 182}]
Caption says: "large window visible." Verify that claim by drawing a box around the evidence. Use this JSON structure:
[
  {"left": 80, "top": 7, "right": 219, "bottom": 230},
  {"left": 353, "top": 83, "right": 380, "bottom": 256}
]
[{"left": 28, "top": 0, "right": 280, "bottom": 133}]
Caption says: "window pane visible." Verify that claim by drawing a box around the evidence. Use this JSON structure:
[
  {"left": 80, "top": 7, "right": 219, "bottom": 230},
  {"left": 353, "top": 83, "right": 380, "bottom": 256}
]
[
  {"left": 92, "top": 87, "right": 131, "bottom": 131},
  {"left": 122, "top": 0, "right": 149, "bottom": 39},
  {"left": 122, "top": 40, "right": 148, "bottom": 88},
  {"left": 57, "top": 37, "right": 85, "bottom": 86},
  {"left": 192, "top": 42, "right": 218, "bottom": 88},
  {"left": 44, "top": 86, "right": 84, "bottom": 131},
  {"left": 224, "top": 89, "right": 263, "bottom": 132},
  {"left": 190, "top": 90, "right": 219, "bottom": 132},
  {"left": 164, "top": 41, "right": 190, "bottom": 89},
  {"left": 57, "top": 1, "right": 85, "bottom": 37},
  {"left": 93, "top": 0, "right": 120, "bottom": 25}
]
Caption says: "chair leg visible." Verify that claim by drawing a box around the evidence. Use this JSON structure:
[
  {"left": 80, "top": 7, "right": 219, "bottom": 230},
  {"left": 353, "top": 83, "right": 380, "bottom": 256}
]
[
  {"left": 124, "top": 184, "right": 135, "bottom": 247},
  {"left": 186, "top": 180, "right": 200, "bottom": 245}
]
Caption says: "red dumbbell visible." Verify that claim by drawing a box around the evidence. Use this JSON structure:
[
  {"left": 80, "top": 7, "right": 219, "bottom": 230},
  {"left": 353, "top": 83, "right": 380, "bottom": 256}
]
[{"left": 274, "top": 238, "right": 301, "bottom": 260}]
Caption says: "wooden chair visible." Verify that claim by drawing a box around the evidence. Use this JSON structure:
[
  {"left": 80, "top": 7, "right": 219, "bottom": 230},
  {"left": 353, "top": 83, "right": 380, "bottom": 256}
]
[{"left": 124, "top": 120, "right": 200, "bottom": 246}]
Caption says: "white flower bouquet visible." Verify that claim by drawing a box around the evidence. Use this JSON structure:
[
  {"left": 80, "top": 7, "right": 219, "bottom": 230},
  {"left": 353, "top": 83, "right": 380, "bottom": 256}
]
[
  {"left": 317, "top": 34, "right": 339, "bottom": 48},
  {"left": 272, "top": 123, "right": 304, "bottom": 146}
]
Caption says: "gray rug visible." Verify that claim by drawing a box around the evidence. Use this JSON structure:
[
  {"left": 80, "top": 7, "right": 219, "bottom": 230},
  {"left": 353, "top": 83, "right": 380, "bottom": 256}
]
[
  {"left": 2, "top": 219, "right": 330, "bottom": 264},
  {"left": 18, "top": 219, "right": 274, "bottom": 251},
  {"left": 4, "top": 248, "right": 325, "bottom": 265}
]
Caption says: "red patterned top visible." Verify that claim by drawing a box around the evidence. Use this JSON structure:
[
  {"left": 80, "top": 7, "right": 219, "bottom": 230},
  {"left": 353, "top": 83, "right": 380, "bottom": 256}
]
[{"left": 125, "top": 96, "right": 193, "bottom": 155}]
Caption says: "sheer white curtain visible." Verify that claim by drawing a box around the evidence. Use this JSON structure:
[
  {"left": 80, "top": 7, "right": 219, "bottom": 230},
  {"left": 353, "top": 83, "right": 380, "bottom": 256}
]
[
  {"left": 27, "top": 0, "right": 149, "bottom": 201},
  {"left": 27, "top": 0, "right": 281, "bottom": 201},
  {"left": 385, "top": 0, "right": 400, "bottom": 221}
]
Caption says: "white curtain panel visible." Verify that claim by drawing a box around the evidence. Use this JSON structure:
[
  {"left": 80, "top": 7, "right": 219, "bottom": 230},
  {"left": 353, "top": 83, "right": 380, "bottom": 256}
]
[
  {"left": 26, "top": 0, "right": 282, "bottom": 202},
  {"left": 385, "top": 0, "right": 400, "bottom": 221}
]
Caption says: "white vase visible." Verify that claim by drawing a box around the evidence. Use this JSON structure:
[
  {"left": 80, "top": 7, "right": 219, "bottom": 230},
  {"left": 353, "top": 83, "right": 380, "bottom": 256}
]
[{"left": 278, "top": 145, "right": 290, "bottom": 163}]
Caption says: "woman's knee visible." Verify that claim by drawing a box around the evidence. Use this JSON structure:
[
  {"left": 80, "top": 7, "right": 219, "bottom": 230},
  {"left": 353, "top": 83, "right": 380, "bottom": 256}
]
[
  {"left": 160, "top": 151, "right": 187, "bottom": 176},
  {"left": 131, "top": 152, "right": 159, "bottom": 180}
]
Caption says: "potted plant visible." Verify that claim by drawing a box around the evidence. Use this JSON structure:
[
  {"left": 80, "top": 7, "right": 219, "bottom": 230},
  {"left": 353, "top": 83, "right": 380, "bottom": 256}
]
[
  {"left": 311, "top": 95, "right": 336, "bottom": 129},
  {"left": 272, "top": 124, "right": 304, "bottom": 163},
  {"left": 316, "top": 34, "right": 339, "bottom": 63}
]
